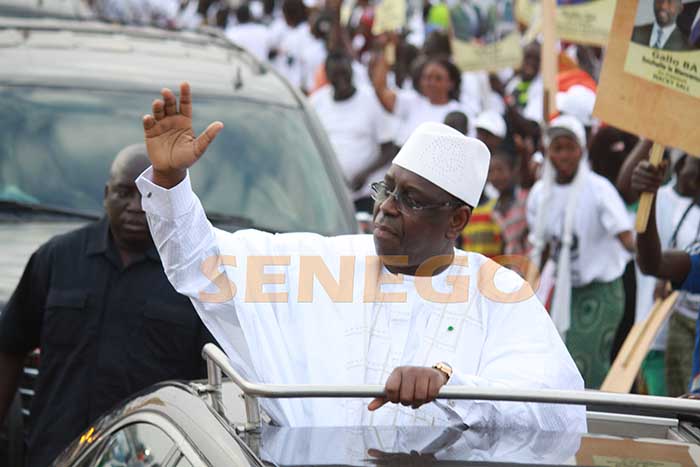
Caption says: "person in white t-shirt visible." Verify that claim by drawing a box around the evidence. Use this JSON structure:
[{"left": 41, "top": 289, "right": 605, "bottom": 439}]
[
  {"left": 270, "top": 0, "right": 322, "bottom": 92},
  {"left": 310, "top": 52, "right": 396, "bottom": 213},
  {"left": 225, "top": 4, "right": 271, "bottom": 61},
  {"left": 370, "top": 50, "right": 465, "bottom": 146},
  {"left": 527, "top": 116, "right": 635, "bottom": 389}
]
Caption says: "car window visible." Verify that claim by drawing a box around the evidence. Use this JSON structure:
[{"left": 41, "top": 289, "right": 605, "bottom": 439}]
[
  {"left": 94, "top": 423, "right": 174, "bottom": 467},
  {"left": 0, "top": 86, "right": 351, "bottom": 235}
]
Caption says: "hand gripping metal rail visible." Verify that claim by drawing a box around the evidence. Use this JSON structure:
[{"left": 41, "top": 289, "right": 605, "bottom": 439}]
[{"left": 202, "top": 343, "right": 700, "bottom": 432}]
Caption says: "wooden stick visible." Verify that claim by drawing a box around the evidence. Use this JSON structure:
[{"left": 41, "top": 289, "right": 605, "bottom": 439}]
[
  {"left": 541, "top": 0, "right": 558, "bottom": 121},
  {"left": 635, "top": 142, "right": 665, "bottom": 233},
  {"left": 601, "top": 291, "right": 678, "bottom": 393}
]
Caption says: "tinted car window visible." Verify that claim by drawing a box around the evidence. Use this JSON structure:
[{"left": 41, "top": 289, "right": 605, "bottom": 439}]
[
  {"left": 95, "top": 423, "right": 173, "bottom": 467},
  {"left": 0, "top": 86, "right": 349, "bottom": 234}
]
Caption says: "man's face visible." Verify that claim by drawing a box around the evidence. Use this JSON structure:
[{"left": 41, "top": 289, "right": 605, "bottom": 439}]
[
  {"left": 488, "top": 157, "right": 515, "bottom": 194},
  {"left": 372, "top": 165, "right": 466, "bottom": 269},
  {"left": 654, "top": 0, "right": 683, "bottom": 27},
  {"left": 327, "top": 59, "right": 354, "bottom": 97},
  {"left": 548, "top": 135, "right": 582, "bottom": 183},
  {"left": 677, "top": 155, "right": 700, "bottom": 198},
  {"left": 104, "top": 168, "right": 149, "bottom": 248},
  {"left": 521, "top": 44, "right": 541, "bottom": 82}
]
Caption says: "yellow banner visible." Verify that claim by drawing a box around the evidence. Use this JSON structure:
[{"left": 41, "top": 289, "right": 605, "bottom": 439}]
[
  {"left": 451, "top": 32, "right": 523, "bottom": 72},
  {"left": 624, "top": 43, "right": 700, "bottom": 99}
]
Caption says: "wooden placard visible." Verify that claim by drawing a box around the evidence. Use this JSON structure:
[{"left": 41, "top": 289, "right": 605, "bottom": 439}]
[
  {"left": 556, "top": 0, "right": 617, "bottom": 46},
  {"left": 450, "top": 1, "right": 523, "bottom": 72},
  {"left": 601, "top": 292, "right": 678, "bottom": 393},
  {"left": 593, "top": 0, "right": 700, "bottom": 157},
  {"left": 515, "top": 0, "right": 617, "bottom": 46}
]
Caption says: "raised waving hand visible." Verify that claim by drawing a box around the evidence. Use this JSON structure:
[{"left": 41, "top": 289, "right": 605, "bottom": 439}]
[{"left": 143, "top": 82, "right": 223, "bottom": 188}]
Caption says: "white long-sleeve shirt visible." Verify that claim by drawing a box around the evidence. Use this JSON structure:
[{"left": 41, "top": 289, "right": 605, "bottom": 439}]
[{"left": 136, "top": 167, "right": 586, "bottom": 431}]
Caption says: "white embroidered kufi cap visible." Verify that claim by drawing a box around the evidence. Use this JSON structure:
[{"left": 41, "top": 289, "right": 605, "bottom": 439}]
[{"left": 392, "top": 122, "right": 491, "bottom": 207}]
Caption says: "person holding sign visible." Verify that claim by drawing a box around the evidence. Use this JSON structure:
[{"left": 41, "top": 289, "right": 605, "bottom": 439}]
[
  {"left": 631, "top": 0, "right": 691, "bottom": 51},
  {"left": 633, "top": 157, "right": 700, "bottom": 395},
  {"left": 527, "top": 115, "right": 636, "bottom": 389},
  {"left": 134, "top": 82, "right": 586, "bottom": 430}
]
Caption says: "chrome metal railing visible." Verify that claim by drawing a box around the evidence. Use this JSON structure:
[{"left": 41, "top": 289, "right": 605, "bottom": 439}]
[{"left": 201, "top": 343, "right": 700, "bottom": 431}]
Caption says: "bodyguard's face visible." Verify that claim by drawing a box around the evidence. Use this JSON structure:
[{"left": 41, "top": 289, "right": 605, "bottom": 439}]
[
  {"left": 654, "top": 0, "right": 683, "bottom": 27},
  {"left": 104, "top": 166, "right": 150, "bottom": 249},
  {"left": 372, "top": 165, "right": 470, "bottom": 271}
]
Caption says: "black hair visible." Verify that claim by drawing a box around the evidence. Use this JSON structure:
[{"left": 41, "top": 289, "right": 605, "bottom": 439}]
[
  {"left": 236, "top": 4, "right": 252, "bottom": 23},
  {"left": 324, "top": 50, "right": 353, "bottom": 72},
  {"left": 588, "top": 126, "right": 639, "bottom": 185},
  {"left": 282, "top": 0, "right": 307, "bottom": 26},
  {"left": 263, "top": 0, "right": 275, "bottom": 16},
  {"left": 422, "top": 31, "right": 452, "bottom": 58},
  {"left": 444, "top": 111, "right": 468, "bottom": 135}
]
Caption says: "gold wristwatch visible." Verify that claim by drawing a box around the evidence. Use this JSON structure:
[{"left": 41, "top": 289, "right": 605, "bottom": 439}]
[{"left": 433, "top": 362, "right": 453, "bottom": 382}]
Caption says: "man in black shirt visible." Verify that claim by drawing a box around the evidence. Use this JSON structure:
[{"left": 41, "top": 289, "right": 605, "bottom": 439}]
[{"left": 0, "top": 144, "right": 212, "bottom": 467}]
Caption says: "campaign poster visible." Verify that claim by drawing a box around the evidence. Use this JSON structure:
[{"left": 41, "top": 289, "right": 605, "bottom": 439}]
[
  {"left": 515, "top": 0, "right": 617, "bottom": 46},
  {"left": 624, "top": 0, "right": 700, "bottom": 98},
  {"left": 450, "top": 0, "right": 523, "bottom": 72},
  {"left": 594, "top": 0, "right": 700, "bottom": 156}
]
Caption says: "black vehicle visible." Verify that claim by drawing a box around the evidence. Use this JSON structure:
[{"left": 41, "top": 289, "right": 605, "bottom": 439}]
[
  {"left": 0, "top": 16, "right": 357, "bottom": 465},
  {"left": 53, "top": 343, "right": 700, "bottom": 466}
]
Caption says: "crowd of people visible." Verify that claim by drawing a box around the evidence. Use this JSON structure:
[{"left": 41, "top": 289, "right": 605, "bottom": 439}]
[
  {"left": 2, "top": 0, "right": 700, "bottom": 465},
  {"left": 154, "top": 0, "right": 698, "bottom": 397}
]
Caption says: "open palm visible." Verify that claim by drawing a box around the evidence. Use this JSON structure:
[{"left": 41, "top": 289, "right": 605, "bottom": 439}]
[{"left": 143, "top": 82, "right": 223, "bottom": 177}]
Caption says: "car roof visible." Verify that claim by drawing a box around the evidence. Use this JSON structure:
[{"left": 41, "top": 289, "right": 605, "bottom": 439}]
[
  {"left": 59, "top": 379, "right": 700, "bottom": 467},
  {"left": 0, "top": 17, "right": 300, "bottom": 106}
]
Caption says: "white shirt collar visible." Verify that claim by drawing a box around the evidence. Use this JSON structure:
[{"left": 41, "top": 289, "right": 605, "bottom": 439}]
[{"left": 651, "top": 20, "right": 677, "bottom": 48}]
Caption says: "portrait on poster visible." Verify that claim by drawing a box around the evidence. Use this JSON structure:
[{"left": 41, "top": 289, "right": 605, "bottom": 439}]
[
  {"left": 450, "top": 0, "right": 522, "bottom": 72},
  {"left": 625, "top": 0, "right": 700, "bottom": 98}
]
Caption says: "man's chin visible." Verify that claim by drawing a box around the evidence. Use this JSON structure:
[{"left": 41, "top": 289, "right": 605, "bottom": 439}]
[
  {"left": 372, "top": 233, "right": 401, "bottom": 258},
  {"left": 119, "top": 229, "right": 151, "bottom": 247}
]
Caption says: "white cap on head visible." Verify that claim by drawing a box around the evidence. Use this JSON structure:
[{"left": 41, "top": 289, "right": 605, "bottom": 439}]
[
  {"left": 392, "top": 122, "right": 491, "bottom": 207},
  {"left": 556, "top": 85, "right": 596, "bottom": 126},
  {"left": 474, "top": 110, "right": 507, "bottom": 139},
  {"left": 546, "top": 114, "right": 587, "bottom": 149}
]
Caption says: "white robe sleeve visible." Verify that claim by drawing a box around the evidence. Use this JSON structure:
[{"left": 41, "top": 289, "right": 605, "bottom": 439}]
[
  {"left": 433, "top": 267, "right": 587, "bottom": 433},
  {"left": 135, "top": 167, "right": 314, "bottom": 425}
]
